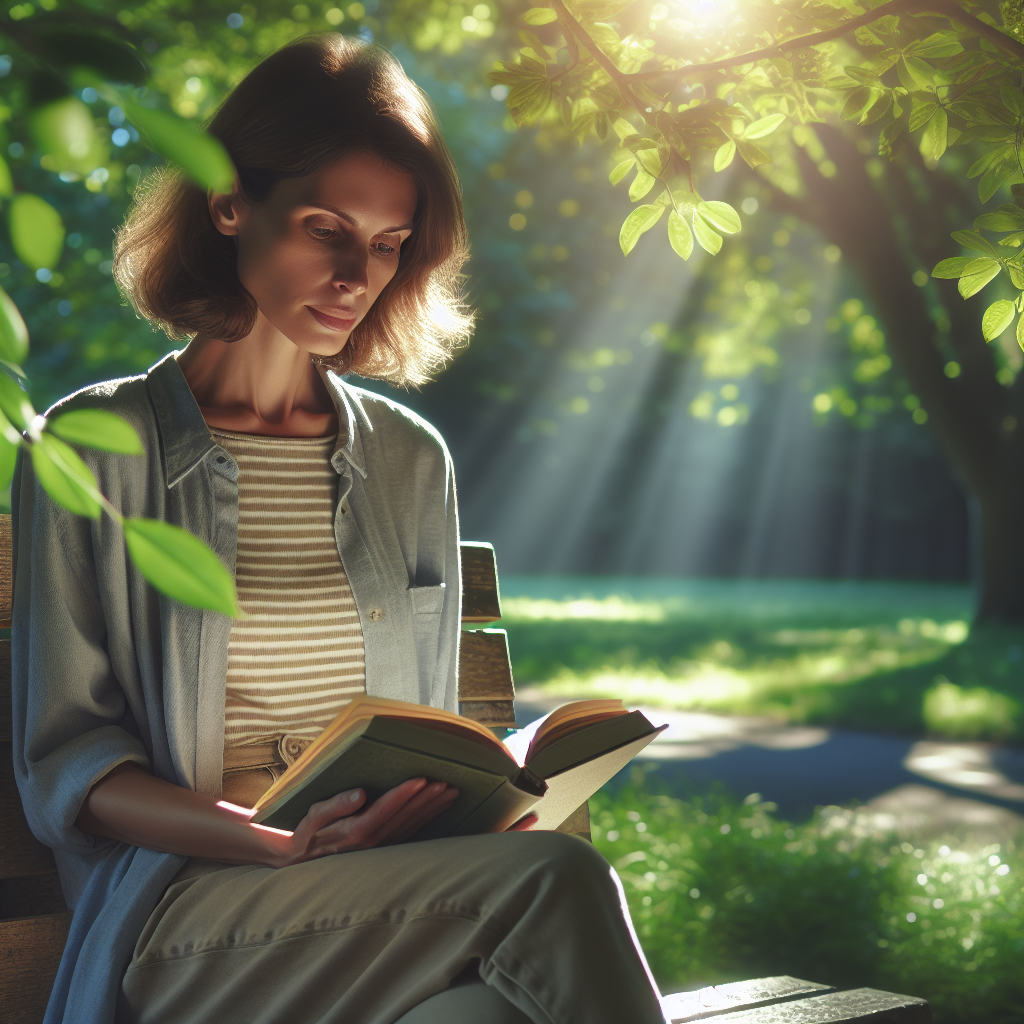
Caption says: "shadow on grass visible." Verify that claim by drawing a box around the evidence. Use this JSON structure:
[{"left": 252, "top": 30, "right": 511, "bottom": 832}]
[{"left": 497, "top": 579, "right": 1023, "bottom": 744}]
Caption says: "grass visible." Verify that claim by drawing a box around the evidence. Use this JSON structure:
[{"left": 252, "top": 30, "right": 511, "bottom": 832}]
[
  {"left": 498, "top": 578, "right": 1024, "bottom": 743},
  {"left": 598, "top": 778, "right": 1024, "bottom": 1024}
]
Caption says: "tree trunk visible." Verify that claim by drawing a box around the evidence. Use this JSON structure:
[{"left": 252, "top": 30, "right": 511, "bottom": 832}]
[{"left": 770, "top": 126, "right": 1023, "bottom": 623}]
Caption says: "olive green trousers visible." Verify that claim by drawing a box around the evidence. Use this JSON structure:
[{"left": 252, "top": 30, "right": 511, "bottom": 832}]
[{"left": 115, "top": 831, "right": 664, "bottom": 1024}]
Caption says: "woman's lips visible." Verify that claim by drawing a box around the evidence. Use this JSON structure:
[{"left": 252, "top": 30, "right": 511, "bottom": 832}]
[{"left": 307, "top": 305, "right": 358, "bottom": 331}]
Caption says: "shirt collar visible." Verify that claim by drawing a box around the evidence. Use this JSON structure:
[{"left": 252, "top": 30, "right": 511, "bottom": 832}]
[{"left": 145, "top": 351, "right": 368, "bottom": 488}]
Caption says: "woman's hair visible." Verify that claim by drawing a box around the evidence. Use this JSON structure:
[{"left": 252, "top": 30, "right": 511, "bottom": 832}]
[{"left": 114, "top": 35, "right": 472, "bottom": 384}]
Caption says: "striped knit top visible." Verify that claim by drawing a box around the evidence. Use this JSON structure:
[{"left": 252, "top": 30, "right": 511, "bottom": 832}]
[{"left": 213, "top": 429, "right": 366, "bottom": 750}]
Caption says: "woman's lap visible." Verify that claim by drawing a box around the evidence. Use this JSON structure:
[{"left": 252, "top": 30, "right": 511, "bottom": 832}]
[{"left": 117, "top": 831, "right": 663, "bottom": 1024}]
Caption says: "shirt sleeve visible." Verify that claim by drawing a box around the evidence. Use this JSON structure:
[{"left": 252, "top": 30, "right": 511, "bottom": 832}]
[{"left": 11, "top": 449, "right": 151, "bottom": 854}]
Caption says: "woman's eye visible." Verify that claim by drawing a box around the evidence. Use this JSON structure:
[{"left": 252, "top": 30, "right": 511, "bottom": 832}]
[
  {"left": 309, "top": 226, "right": 335, "bottom": 240},
  {"left": 373, "top": 241, "right": 397, "bottom": 257}
]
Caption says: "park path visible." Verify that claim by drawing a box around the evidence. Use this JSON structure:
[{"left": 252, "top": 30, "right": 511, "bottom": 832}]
[{"left": 515, "top": 694, "right": 1024, "bottom": 846}]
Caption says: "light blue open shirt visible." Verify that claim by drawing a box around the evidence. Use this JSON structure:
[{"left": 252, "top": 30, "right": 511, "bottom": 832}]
[{"left": 11, "top": 352, "right": 462, "bottom": 1024}]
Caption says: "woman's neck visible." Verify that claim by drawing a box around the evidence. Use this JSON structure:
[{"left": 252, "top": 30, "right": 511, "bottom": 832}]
[{"left": 177, "top": 319, "right": 339, "bottom": 437}]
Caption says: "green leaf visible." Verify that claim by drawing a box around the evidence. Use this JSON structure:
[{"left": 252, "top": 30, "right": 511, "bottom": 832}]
[
  {"left": 523, "top": 6, "right": 557, "bottom": 24},
  {"left": 0, "top": 426, "right": 16, "bottom": 491},
  {"left": 0, "top": 155, "right": 12, "bottom": 198},
  {"left": 29, "top": 96, "right": 103, "bottom": 176},
  {"left": 999, "top": 83, "right": 1024, "bottom": 118},
  {"left": 919, "top": 107, "right": 948, "bottom": 163},
  {"left": 902, "top": 55, "right": 936, "bottom": 89},
  {"left": 30, "top": 434, "right": 102, "bottom": 519},
  {"left": 978, "top": 161, "right": 1018, "bottom": 205},
  {"left": 667, "top": 209, "right": 693, "bottom": 260},
  {"left": 8, "top": 194, "right": 65, "bottom": 271},
  {"left": 931, "top": 256, "right": 976, "bottom": 279},
  {"left": 692, "top": 212, "right": 723, "bottom": 255},
  {"left": 951, "top": 230, "right": 998, "bottom": 255},
  {"left": 698, "top": 201, "right": 741, "bottom": 234},
  {"left": 0, "top": 286, "right": 29, "bottom": 365},
  {"left": 908, "top": 32, "right": 963, "bottom": 59},
  {"left": 629, "top": 167, "right": 656, "bottom": 201},
  {"left": 1018, "top": 311, "right": 1024, "bottom": 354},
  {"left": 123, "top": 517, "right": 239, "bottom": 617},
  {"left": 742, "top": 113, "right": 786, "bottom": 140},
  {"left": 609, "top": 157, "right": 634, "bottom": 185},
  {"left": 619, "top": 203, "right": 665, "bottom": 255},
  {"left": 957, "top": 259, "right": 1001, "bottom": 298},
  {"left": 736, "top": 139, "right": 770, "bottom": 168},
  {"left": 975, "top": 205, "right": 1024, "bottom": 232},
  {"left": 612, "top": 117, "right": 639, "bottom": 141},
  {"left": 47, "top": 409, "right": 143, "bottom": 455},
  {"left": 1008, "top": 264, "right": 1024, "bottom": 289},
  {"left": 713, "top": 140, "right": 736, "bottom": 172},
  {"left": 635, "top": 148, "right": 664, "bottom": 176},
  {"left": 841, "top": 86, "right": 875, "bottom": 122},
  {"left": 908, "top": 100, "right": 938, "bottom": 132},
  {"left": 0, "top": 371, "right": 35, "bottom": 430},
  {"left": 982, "top": 299, "right": 1016, "bottom": 340},
  {"left": 121, "top": 99, "right": 235, "bottom": 193}
]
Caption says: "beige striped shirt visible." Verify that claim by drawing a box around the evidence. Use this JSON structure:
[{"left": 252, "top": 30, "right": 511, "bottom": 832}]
[{"left": 214, "top": 430, "right": 366, "bottom": 750}]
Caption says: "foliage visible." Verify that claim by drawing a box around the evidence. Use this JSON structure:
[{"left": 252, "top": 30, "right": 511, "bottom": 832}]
[
  {"left": 0, "top": 0, "right": 243, "bottom": 615},
  {"left": 499, "top": 580, "right": 1023, "bottom": 741},
  {"left": 595, "top": 782, "right": 1023, "bottom": 1024},
  {"left": 491, "top": 0, "right": 1024, "bottom": 351}
]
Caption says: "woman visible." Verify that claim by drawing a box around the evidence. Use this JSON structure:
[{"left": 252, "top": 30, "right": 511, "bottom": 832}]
[{"left": 12, "top": 36, "right": 665, "bottom": 1024}]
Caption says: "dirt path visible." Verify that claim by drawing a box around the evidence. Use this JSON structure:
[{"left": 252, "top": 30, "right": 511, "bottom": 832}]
[{"left": 516, "top": 696, "right": 1024, "bottom": 845}]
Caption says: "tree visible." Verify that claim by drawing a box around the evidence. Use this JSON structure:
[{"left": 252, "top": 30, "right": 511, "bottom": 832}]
[{"left": 491, "top": 0, "right": 1024, "bottom": 622}]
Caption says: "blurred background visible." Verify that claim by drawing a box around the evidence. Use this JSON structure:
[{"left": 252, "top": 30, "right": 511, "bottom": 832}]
[{"left": 1, "top": 1, "right": 1021, "bottom": 1019}]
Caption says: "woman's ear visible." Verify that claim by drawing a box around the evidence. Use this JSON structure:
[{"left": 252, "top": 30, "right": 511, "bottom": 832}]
[{"left": 208, "top": 185, "right": 246, "bottom": 237}]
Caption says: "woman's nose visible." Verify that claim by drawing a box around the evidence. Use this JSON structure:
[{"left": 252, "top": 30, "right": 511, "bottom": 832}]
[{"left": 333, "top": 246, "right": 369, "bottom": 296}]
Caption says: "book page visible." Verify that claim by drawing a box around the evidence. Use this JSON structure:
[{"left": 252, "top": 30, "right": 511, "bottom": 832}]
[{"left": 503, "top": 699, "right": 627, "bottom": 765}]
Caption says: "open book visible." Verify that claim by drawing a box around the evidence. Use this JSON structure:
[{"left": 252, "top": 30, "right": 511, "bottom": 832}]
[{"left": 251, "top": 695, "right": 666, "bottom": 837}]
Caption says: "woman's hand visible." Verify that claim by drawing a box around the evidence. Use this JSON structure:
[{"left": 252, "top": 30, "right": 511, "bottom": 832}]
[
  {"left": 262, "top": 778, "right": 459, "bottom": 867},
  {"left": 75, "top": 763, "right": 459, "bottom": 869},
  {"left": 505, "top": 813, "right": 539, "bottom": 832}
]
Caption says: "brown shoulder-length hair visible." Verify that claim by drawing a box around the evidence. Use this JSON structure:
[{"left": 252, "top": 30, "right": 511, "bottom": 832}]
[{"left": 114, "top": 35, "right": 472, "bottom": 385}]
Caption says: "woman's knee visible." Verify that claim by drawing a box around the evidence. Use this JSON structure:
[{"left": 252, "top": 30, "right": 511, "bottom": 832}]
[{"left": 509, "top": 830, "right": 616, "bottom": 894}]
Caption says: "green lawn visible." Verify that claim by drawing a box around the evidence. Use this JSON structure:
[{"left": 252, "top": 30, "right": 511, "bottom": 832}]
[
  {"left": 599, "top": 781, "right": 1022, "bottom": 1024},
  {"left": 497, "top": 578, "right": 1023, "bottom": 743}
]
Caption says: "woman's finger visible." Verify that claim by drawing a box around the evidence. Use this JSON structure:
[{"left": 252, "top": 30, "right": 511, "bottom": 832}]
[
  {"left": 376, "top": 786, "right": 460, "bottom": 846},
  {"left": 505, "top": 813, "right": 539, "bottom": 832},
  {"left": 316, "top": 778, "right": 440, "bottom": 848}
]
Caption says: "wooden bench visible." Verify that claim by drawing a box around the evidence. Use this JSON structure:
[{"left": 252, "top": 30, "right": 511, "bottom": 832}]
[{"left": 0, "top": 519, "right": 929, "bottom": 1023}]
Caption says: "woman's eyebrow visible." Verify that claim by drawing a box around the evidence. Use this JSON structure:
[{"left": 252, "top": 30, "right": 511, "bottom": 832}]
[{"left": 308, "top": 202, "right": 413, "bottom": 233}]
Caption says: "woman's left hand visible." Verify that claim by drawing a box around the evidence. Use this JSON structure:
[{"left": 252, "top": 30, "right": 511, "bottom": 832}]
[{"left": 505, "top": 813, "right": 539, "bottom": 831}]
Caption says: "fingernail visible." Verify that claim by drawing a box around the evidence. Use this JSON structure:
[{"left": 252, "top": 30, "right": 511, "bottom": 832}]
[{"left": 350, "top": 790, "right": 362, "bottom": 802}]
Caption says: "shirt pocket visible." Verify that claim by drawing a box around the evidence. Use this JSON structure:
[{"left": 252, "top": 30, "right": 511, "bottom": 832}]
[{"left": 408, "top": 584, "right": 446, "bottom": 695}]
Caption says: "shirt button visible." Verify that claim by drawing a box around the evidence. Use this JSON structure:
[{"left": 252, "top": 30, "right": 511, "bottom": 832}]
[{"left": 369, "top": 608, "right": 385, "bottom": 621}]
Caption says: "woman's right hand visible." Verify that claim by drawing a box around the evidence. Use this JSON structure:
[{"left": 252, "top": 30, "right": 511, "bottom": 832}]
[{"left": 261, "top": 778, "right": 460, "bottom": 868}]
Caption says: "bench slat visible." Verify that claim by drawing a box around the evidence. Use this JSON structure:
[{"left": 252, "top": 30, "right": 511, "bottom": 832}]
[
  {"left": 664, "top": 976, "right": 834, "bottom": 1022},
  {"left": 458, "top": 700, "right": 516, "bottom": 729},
  {"left": 459, "top": 542, "right": 502, "bottom": 623},
  {"left": 0, "top": 639, "right": 10, "bottom": 744},
  {"left": 0, "top": 514, "right": 10, "bottom": 628},
  {"left": 0, "top": 913, "right": 70, "bottom": 1024},
  {"left": 0, "top": 742, "right": 59, "bottom": 880},
  {"left": 458, "top": 629, "right": 514, "bottom": 702},
  {"left": 688, "top": 988, "right": 930, "bottom": 1023}
]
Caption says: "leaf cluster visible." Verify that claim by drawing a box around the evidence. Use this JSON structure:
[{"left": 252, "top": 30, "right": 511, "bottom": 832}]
[{"left": 494, "top": 0, "right": 1024, "bottom": 351}]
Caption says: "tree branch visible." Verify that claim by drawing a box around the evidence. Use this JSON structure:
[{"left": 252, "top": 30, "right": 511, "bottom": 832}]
[
  {"left": 550, "top": 0, "right": 651, "bottom": 122},
  {"left": 628, "top": 0, "right": 1024, "bottom": 83}
]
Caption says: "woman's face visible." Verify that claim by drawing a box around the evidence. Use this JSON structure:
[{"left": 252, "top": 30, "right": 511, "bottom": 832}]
[{"left": 210, "top": 151, "right": 417, "bottom": 358}]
